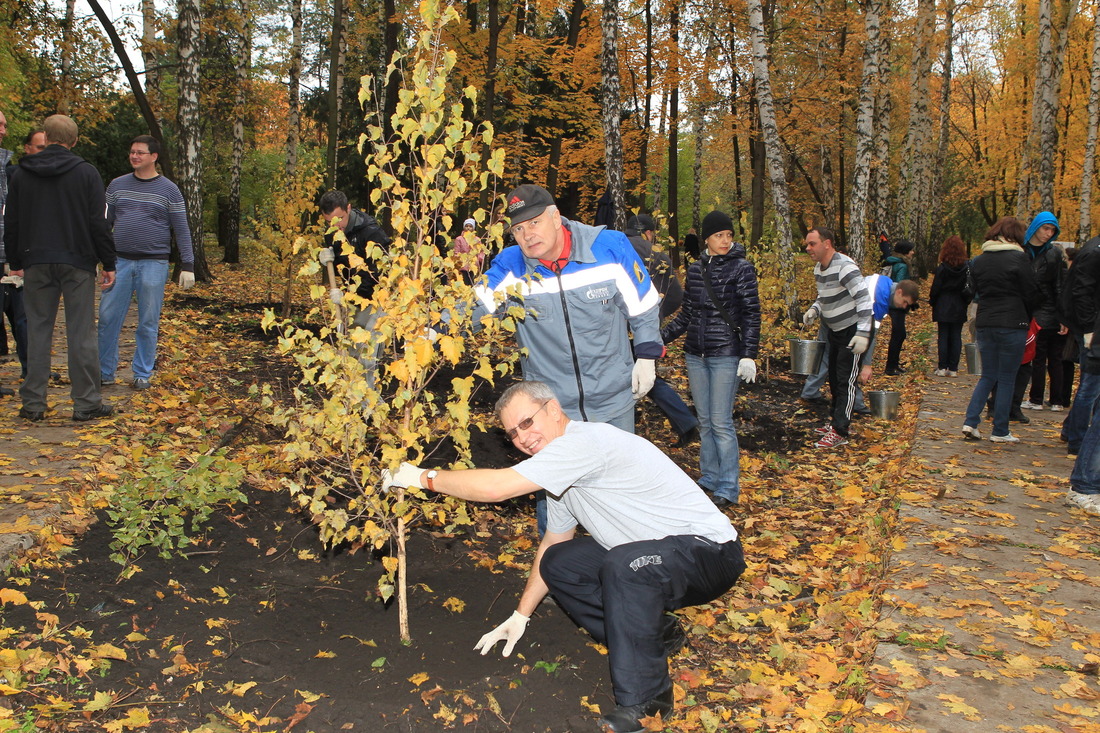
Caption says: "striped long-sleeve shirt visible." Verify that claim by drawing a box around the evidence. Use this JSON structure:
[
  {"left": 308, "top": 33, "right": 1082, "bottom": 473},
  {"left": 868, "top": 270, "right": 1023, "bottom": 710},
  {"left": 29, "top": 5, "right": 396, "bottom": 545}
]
[
  {"left": 106, "top": 173, "right": 194, "bottom": 271},
  {"left": 812, "top": 251, "right": 872, "bottom": 337}
]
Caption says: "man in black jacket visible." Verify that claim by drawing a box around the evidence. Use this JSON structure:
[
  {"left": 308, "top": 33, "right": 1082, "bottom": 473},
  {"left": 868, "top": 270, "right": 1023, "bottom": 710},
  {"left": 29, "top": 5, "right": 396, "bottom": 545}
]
[
  {"left": 625, "top": 214, "right": 699, "bottom": 446},
  {"left": 4, "top": 114, "right": 115, "bottom": 422},
  {"left": 1063, "top": 236, "right": 1100, "bottom": 460},
  {"left": 317, "top": 189, "right": 392, "bottom": 388}
]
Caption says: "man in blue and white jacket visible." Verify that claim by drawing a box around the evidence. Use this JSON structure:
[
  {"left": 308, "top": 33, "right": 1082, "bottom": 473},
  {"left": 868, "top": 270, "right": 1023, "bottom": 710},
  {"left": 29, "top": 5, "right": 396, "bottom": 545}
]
[{"left": 473, "top": 184, "right": 663, "bottom": 432}]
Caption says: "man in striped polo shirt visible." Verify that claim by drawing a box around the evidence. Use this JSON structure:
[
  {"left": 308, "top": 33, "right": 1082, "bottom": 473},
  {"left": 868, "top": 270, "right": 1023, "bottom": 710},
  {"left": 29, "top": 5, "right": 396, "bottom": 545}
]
[
  {"left": 802, "top": 227, "right": 872, "bottom": 448},
  {"left": 98, "top": 135, "right": 194, "bottom": 390}
]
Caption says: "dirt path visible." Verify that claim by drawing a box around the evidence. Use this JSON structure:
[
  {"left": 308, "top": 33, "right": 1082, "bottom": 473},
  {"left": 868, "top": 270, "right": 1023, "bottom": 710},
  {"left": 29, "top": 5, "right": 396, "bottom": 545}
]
[
  {"left": 0, "top": 298, "right": 132, "bottom": 568},
  {"left": 865, "top": 369, "right": 1100, "bottom": 730}
]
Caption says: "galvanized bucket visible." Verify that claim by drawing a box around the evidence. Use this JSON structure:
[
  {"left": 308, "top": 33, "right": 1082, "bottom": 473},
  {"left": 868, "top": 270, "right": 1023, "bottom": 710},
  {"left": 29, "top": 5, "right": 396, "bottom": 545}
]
[
  {"left": 964, "top": 343, "right": 981, "bottom": 375},
  {"left": 867, "top": 390, "right": 901, "bottom": 419},
  {"left": 789, "top": 338, "right": 826, "bottom": 376}
]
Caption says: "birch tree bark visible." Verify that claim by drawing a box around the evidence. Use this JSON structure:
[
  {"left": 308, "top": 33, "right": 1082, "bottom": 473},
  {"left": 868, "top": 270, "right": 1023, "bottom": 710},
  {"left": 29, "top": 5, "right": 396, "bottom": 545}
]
[
  {"left": 928, "top": 0, "right": 955, "bottom": 262},
  {"left": 142, "top": 0, "right": 159, "bottom": 101},
  {"left": 224, "top": 0, "right": 250, "bottom": 265},
  {"left": 745, "top": 0, "right": 796, "bottom": 318},
  {"left": 1017, "top": 0, "right": 1054, "bottom": 215},
  {"left": 900, "top": 0, "right": 935, "bottom": 250},
  {"left": 177, "top": 0, "right": 209, "bottom": 280},
  {"left": 59, "top": 0, "right": 76, "bottom": 114},
  {"left": 848, "top": 0, "right": 884, "bottom": 265},
  {"left": 1037, "top": 0, "right": 1079, "bottom": 210},
  {"left": 600, "top": 0, "right": 626, "bottom": 231},
  {"left": 1079, "top": 2, "right": 1100, "bottom": 243},
  {"left": 668, "top": 1, "right": 680, "bottom": 242},
  {"left": 285, "top": 0, "right": 302, "bottom": 178}
]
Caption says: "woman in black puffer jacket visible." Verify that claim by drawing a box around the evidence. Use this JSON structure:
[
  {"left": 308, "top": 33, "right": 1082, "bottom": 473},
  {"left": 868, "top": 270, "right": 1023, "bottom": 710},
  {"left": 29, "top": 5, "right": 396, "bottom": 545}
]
[{"left": 662, "top": 211, "right": 760, "bottom": 508}]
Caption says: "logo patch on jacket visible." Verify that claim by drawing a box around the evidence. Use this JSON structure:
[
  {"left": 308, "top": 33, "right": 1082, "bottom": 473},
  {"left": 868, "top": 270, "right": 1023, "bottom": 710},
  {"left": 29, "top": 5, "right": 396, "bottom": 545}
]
[
  {"left": 585, "top": 286, "right": 611, "bottom": 300},
  {"left": 633, "top": 261, "right": 645, "bottom": 282}
]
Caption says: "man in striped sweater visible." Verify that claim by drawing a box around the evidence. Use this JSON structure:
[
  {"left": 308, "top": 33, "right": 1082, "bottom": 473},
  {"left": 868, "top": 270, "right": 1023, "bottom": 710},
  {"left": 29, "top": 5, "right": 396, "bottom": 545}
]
[
  {"left": 98, "top": 135, "right": 194, "bottom": 391},
  {"left": 802, "top": 227, "right": 873, "bottom": 448}
]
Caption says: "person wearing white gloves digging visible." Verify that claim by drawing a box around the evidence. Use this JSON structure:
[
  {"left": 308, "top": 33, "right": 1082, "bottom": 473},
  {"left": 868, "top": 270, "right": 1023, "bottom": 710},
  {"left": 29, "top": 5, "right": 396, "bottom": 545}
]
[{"left": 382, "top": 380, "right": 745, "bottom": 733}]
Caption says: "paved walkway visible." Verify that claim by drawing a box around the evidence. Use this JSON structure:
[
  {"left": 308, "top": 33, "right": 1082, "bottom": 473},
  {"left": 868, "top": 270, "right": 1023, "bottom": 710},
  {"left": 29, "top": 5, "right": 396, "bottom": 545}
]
[{"left": 867, "top": 368, "right": 1100, "bottom": 731}]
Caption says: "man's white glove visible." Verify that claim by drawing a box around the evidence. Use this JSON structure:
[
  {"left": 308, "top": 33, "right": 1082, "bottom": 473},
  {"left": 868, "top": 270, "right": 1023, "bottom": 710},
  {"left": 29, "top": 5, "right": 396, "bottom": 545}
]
[
  {"left": 737, "top": 358, "right": 757, "bottom": 384},
  {"left": 1085, "top": 332, "right": 1094, "bottom": 349},
  {"left": 631, "top": 359, "right": 656, "bottom": 399},
  {"left": 318, "top": 247, "right": 336, "bottom": 266},
  {"left": 802, "top": 307, "right": 819, "bottom": 326},
  {"left": 848, "top": 335, "right": 869, "bottom": 355},
  {"left": 380, "top": 462, "right": 426, "bottom": 492},
  {"left": 178, "top": 271, "right": 195, "bottom": 290},
  {"left": 474, "top": 610, "right": 530, "bottom": 657},
  {"left": 329, "top": 288, "right": 343, "bottom": 305}
]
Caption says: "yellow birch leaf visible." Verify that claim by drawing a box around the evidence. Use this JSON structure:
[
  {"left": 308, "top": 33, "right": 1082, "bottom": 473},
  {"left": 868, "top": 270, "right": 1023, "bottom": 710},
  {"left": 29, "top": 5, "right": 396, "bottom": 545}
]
[
  {"left": 0, "top": 588, "right": 28, "bottom": 606},
  {"left": 442, "top": 597, "right": 465, "bottom": 613},
  {"left": 409, "top": 672, "right": 430, "bottom": 686}
]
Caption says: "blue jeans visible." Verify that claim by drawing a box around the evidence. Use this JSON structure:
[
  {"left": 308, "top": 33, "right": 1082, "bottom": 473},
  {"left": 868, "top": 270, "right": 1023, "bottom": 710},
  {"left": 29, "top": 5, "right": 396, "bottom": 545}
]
[
  {"left": 536, "top": 405, "right": 634, "bottom": 534},
  {"left": 964, "top": 327, "right": 1027, "bottom": 437},
  {"left": 1070, "top": 406, "right": 1100, "bottom": 494},
  {"left": 686, "top": 354, "right": 741, "bottom": 502},
  {"left": 98, "top": 258, "right": 170, "bottom": 381},
  {"left": 1064, "top": 333, "right": 1100, "bottom": 452},
  {"left": 647, "top": 377, "right": 698, "bottom": 436}
]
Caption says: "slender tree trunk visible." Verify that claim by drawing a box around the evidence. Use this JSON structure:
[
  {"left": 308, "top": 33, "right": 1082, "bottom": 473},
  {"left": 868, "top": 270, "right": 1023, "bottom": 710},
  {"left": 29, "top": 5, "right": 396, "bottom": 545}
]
[
  {"left": 693, "top": 103, "right": 703, "bottom": 235},
  {"left": 1081, "top": 4, "right": 1100, "bottom": 242},
  {"left": 382, "top": 0, "right": 400, "bottom": 144},
  {"left": 749, "top": 84, "right": 765, "bottom": 247},
  {"left": 900, "top": 0, "right": 935, "bottom": 252},
  {"left": 652, "top": 86, "right": 668, "bottom": 213},
  {"left": 928, "top": 0, "right": 955, "bottom": 267},
  {"left": 142, "top": 0, "right": 160, "bottom": 102},
  {"left": 639, "top": 0, "right": 652, "bottom": 210},
  {"left": 480, "top": 0, "right": 502, "bottom": 211},
  {"left": 1018, "top": 0, "right": 1054, "bottom": 215},
  {"left": 326, "top": 0, "right": 346, "bottom": 189},
  {"left": 600, "top": 0, "right": 626, "bottom": 231},
  {"left": 546, "top": 0, "right": 585, "bottom": 197},
  {"left": 870, "top": 20, "right": 893, "bottom": 239},
  {"left": 668, "top": 1, "right": 680, "bottom": 243},
  {"left": 745, "top": 0, "right": 796, "bottom": 319},
  {"left": 59, "top": 0, "right": 76, "bottom": 114},
  {"left": 88, "top": 0, "right": 173, "bottom": 177},
  {"left": 177, "top": 0, "right": 209, "bottom": 280},
  {"left": 1037, "top": 0, "right": 1080, "bottom": 210},
  {"left": 286, "top": 0, "right": 302, "bottom": 178},
  {"left": 224, "top": 0, "right": 250, "bottom": 265},
  {"left": 848, "top": 0, "right": 883, "bottom": 265}
]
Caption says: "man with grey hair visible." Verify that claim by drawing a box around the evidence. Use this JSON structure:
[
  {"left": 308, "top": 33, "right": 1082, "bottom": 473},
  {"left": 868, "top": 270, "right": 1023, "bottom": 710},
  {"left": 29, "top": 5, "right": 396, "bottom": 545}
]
[
  {"left": 4, "top": 114, "right": 116, "bottom": 422},
  {"left": 383, "top": 380, "right": 745, "bottom": 732}
]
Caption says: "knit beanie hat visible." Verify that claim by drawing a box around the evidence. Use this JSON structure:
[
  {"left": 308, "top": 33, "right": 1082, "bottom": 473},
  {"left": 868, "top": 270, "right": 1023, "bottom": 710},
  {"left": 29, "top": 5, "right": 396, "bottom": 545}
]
[{"left": 700, "top": 211, "right": 734, "bottom": 243}]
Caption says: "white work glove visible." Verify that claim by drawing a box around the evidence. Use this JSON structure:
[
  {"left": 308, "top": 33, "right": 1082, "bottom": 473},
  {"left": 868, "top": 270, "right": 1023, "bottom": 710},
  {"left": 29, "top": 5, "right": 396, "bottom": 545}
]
[
  {"left": 474, "top": 610, "right": 530, "bottom": 657},
  {"left": 1086, "top": 332, "right": 1094, "bottom": 349},
  {"left": 848, "top": 335, "right": 869, "bottom": 355},
  {"left": 737, "top": 358, "right": 757, "bottom": 384},
  {"left": 631, "top": 358, "right": 656, "bottom": 399},
  {"left": 802, "top": 307, "right": 819, "bottom": 326},
  {"left": 329, "top": 288, "right": 343, "bottom": 305},
  {"left": 380, "top": 462, "right": 426, "bottom": 492},
  {"left": 318, "top": 247, "right": 335, "bottom": 266},
  {"left": 178, "top": 271, "right": 195, "bottom": 290}
]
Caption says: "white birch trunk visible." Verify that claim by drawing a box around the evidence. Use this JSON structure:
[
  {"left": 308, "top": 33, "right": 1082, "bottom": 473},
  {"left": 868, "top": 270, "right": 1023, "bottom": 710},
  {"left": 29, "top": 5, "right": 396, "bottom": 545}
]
[
  {"left": 1038, "top": 0, "right": 1080, "bottom": 210},
  {"left": 745, "top": 0, "right": 796, "bottom": 318},
  {"left": 600, "top": 0, "right": 627, "bottom": 231},
  {"left": 900, "top": 0, "right": 935, "bottom": 249},
  {"left": 848, "top": 0, "right": 883, "bottom": 264},
  {"left": 1018, "top": 0, "right": 1054, "bottom": 216},
  {"left": 1081, "top": 5, "right": 1100, "bottom": 242},
  {"left": 177, "top": 0, "right": 205, "bottom": 278}
]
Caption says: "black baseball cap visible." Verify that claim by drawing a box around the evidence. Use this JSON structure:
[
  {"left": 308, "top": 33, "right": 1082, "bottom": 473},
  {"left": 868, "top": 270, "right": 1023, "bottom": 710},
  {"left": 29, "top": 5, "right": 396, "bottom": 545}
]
[{"left": 505, "top": 184, "right": 555, "bottom": 225}]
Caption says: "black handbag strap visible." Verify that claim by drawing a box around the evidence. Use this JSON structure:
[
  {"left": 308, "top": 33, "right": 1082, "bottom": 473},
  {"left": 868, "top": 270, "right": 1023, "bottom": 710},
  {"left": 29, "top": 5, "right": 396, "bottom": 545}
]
[{"left": 702, "top": 259, "right": 742, "bottom": 336}]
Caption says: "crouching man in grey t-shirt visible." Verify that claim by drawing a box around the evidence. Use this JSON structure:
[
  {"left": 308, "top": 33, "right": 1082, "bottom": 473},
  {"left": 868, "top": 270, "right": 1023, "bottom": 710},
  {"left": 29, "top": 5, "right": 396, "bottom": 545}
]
[{"left": 383, "top": 380, "right": 746, "bottom": 733}]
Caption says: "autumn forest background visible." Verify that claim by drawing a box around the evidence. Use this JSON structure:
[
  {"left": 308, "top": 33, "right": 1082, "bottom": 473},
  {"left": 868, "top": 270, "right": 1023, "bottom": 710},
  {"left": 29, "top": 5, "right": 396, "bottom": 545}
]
[{"left": 1, "top": 0, "right": 1097, "bottom": 281}]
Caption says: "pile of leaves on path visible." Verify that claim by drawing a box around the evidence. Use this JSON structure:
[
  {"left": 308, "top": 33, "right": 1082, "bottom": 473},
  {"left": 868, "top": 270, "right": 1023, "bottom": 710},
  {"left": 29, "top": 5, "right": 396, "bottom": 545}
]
[{"left": 0, "top": 257, "right": 926, "bottom": 732}]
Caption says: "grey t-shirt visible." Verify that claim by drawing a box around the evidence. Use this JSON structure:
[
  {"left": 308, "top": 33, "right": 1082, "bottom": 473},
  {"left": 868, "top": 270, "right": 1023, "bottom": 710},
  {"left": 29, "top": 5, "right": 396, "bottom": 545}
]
[{"left": 512, "top": 421, "right": 739, "bottom": 549}]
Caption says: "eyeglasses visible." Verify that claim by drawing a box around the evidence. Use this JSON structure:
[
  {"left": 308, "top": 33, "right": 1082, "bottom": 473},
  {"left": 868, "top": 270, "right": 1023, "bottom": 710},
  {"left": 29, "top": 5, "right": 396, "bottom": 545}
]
[
  {"left": 505, "top": 401, "right": 550, "bottom": 440},
  {"left": 130, "top": 150, "right": 152, "bottom": 156}
]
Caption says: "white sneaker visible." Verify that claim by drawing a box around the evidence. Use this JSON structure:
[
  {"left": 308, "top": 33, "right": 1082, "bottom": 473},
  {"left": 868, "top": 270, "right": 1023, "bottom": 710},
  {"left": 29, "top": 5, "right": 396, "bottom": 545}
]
[
  {"left": 947, "top": 371, "right": 959, "bottom": 377},
  {"left": 1021, "top": 401, "right": 1043, "bottom": 410},
  {"left": 961, "top": 425, "right": 982, "bottom": 440},
  {"left": 1050, "top": 404, "right": 1065, "bottom": 412},
  {"left": 989, "top": 433, "right": 1020, "bottom": 443},
  {"left": 1067, "top": 491, "right": 1100, "bottom": 516},
  {"left": 934, "top": 369, "right": 947, "bottom": 377}
]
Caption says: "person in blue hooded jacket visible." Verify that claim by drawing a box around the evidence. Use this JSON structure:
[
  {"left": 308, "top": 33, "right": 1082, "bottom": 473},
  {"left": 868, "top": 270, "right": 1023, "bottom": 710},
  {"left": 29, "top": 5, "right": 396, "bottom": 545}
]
[{"left": 1019, "top": 211, "right": 1069, "bottom": 411}]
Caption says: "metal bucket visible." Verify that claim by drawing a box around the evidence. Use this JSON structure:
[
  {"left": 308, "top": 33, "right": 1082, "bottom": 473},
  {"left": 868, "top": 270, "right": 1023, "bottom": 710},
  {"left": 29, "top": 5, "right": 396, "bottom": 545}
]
[
  {"left": 867, "top": 390, "right": 901, "bottom": 419},
  {"left": 964, "top": 343, "right": 981, "bottom": 375},
  {"left": 789, "top": 338, "right": 826, "bottom": 376}
]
